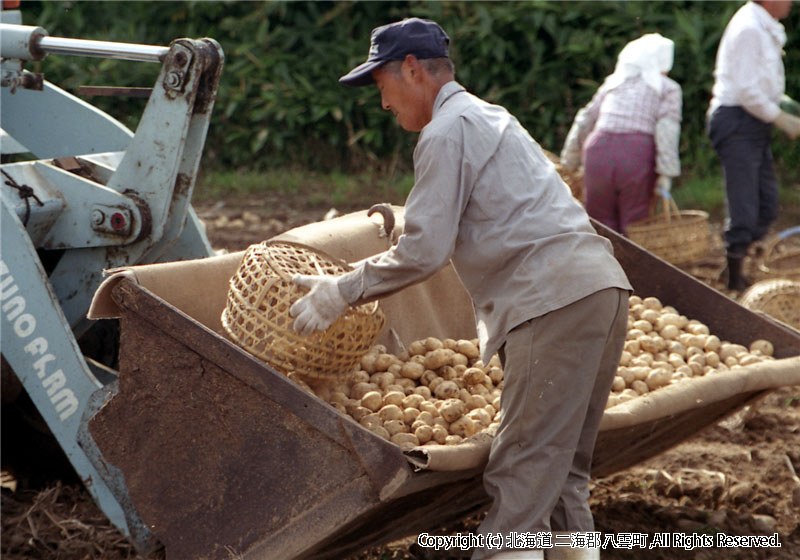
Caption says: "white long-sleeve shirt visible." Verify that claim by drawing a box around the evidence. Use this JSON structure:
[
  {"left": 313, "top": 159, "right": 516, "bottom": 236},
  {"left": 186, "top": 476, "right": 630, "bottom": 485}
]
[
  {"left": 708, "top": 0, "right": 787, "bottom": 123},
  {"left": 338, "top": 81, "right": 631, "bottom": 362}
]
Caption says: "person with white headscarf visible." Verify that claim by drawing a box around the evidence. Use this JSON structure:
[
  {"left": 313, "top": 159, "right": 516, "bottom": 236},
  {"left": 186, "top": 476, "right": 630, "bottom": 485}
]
[
  {"left": 707, "top": 0, "right": 798, "bottom": 291},
  {"left": 560, "top": 33, "right": 682, "bottom": 235}
]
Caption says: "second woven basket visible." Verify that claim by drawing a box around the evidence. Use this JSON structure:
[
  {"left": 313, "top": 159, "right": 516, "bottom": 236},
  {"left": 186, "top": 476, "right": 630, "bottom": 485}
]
[{"left": 627, "top": 196, "right": 710, "bottom": 266}]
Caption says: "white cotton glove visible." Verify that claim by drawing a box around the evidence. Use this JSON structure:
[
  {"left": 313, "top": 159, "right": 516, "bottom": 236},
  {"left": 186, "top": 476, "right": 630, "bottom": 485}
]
[
  {"left": 289, "top": 274, "right": 348, "bottom": 336},
  {"left": 774, "top": 111, "right": 800, "bottom": 140},
  {"left": 656, "top": 175, "right": 672, "bottom": 198}
]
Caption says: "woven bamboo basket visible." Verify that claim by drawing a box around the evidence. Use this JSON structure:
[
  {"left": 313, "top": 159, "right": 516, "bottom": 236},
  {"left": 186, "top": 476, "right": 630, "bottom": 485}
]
[
  {"left": 221, "top": 240, "right": 385, "bottom": 379},
  {"left": 739, "top": 279, "right": 800, "bottom": 330},
  {"left": 757, "top": 226, "right": 800, "bottom": 281},
  {"left": 627, "top": 196, "right": 710, "bottom": 265}
]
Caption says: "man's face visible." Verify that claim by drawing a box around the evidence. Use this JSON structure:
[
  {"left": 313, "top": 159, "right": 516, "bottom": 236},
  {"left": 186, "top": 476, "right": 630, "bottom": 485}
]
[{"left": 372, "top": 63, "right": 428, "bottom": 132}]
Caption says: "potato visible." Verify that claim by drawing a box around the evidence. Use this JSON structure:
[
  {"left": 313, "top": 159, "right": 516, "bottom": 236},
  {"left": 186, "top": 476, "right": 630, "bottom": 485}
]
[
  {"left": 659, "top": 324, "right": 680, "bottom": 340},
  {"left": 400, "top": 360, "right": 425, "bottom": 380},
  {"left": 739, "top": 354, "right": 763, "bottom": 366},
  {"left": 624, "top": 339, "right": 641, "bottom": 355},
  {"left": 351, "top": 382, "right": 379, "bottom": 400},
  {"left": 384, "top": 419, "right": 408, "bottom": 436},
  {"left": 431, "top": 425, "right": 449, "bottom": 444},
  {"left": 403, "top": 407, "right": 421, "bottom": 424},
  {"left": 467, "top": 407, "right": 492, "bottom": 427},
  {"left": 434, "top": 380, "right": 460, "bottom": 400},
  {"left": 359, "top": 413, "right": 381, "bottom": 429},
  {"left": 642, "top": 296, "right": 663, "bottom": 311},
  {"left": 488, "top": 367, "right": 504, "bottom": 384},
  {"left": 445, "top": 435, "right": 463, "bottom": 445},
  {"left": 360, "top": 353, "right": 378, "bottom": 374},
  {"left": 617, "top": 367, "right": 635, "bottom": 386},
  {"left": 370, "top": 372, "right": 394, "bottom": 390},
  {"left": 425, "top": 348, "right": 453, "bottom": 370},
  {"left": 419, "top": 401, "right": 438, "bottom": 416},
  {"left": 408, "top": 340, "right": 427, "bottom": 356},
  {"left": 452, "top": 353, "right": 469, "bottom": 367},
  {"left": 704, "top": 351, "right": 721, "bottom": 368},
  {"left": 655, "top": 313, "right": 681, "bottom": 330},
  {"left": 440, "top": 398, "right": 466, "bottom": 423},
  {"left": 640, "top": 309, "right": 660, "bottom": 324},
  {"left": 449, "top": 416, "right": 477, "bottom": 438},
  {"left": 402, "top": 393, "right": 425, "bottom": 409},
  {"left": 361, "top": 391, "right": 383, "bottom": 412},
  {"left": 443, "top": 338, "right": 459, "bottom": 351},
  {"left": 686, "top": 321, "right": 710, "bottom": 335},
  {"left": 720, "top": 343, "right": 747, "bottom": 362},
  {"left": 633, "top": 319, "right": 654, "bottom": 333},
  {"left": 611, "top": 376, "right": 626, "bottom": 392},
  {"left": 667, "top": 353, "right": 685, "bottom": 369},
  {"left": 378, "top": 404, "right": 404, "bottom": 422},
  {"left": 645, "top": 369, "right": 671, "bottom": 390},
  {"left": 606, "top": 395, "right": 621, "bottom": 409},
  {"left": 640, "top": 336, "right": 665, "bottom": 354},
  {"left": 413, "top": 386, "right": 432, "bottom": 400},
  {"left": 463, "top": 367, "right": 487, "bottom": 385},
  {"left": 666, "top": 340, "right": 687, "bottom": 358},
  {"left": 368, "top": 425, "right": 391, "bottom": 441},
  {"left": 440, "top": 365, "right": 459, "bottom": 381},
  {"left": 465, "top": 394, "right": 488, "bottom": 410},
  {"left": 391, "top": 432, "right": 419, "bottom": 449},
  {"left": 425, "top": 337, "right": 444, "bottom": 351},
  {"left": 631, "top": 380, "right": 649, "bottom": 395},
  {"left": 455, "top": 339, "right": 480, "bottom": 359},
  {"left": 750, "top": 339, "right": 774, "bottom": 356},
  {"left": 328, "top": 391, "right": 350, "bottom": 407},
  {"left": 415, "top": 424, "right": 434, "bottom": 444}
]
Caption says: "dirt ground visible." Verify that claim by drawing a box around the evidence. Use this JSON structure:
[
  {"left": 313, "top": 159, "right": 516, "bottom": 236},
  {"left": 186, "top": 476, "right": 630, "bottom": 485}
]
[{"left": 1, "top": 192, "right": 799, "bottom": 560}]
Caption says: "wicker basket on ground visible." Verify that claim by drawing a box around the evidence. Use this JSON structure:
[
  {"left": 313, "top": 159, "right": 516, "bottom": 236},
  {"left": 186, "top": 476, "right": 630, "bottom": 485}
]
[
  {"left": 627, "top": 196, "right": 711, "bottom": 266},
  {"left": 739, "top": 279, "right": 800, "bottom": 330},
  {"left": 222, "top": 240, "right": 385, "bottom": 379},
  {"left": 757, "top": 226, "right": 800, "bottom": 281}
]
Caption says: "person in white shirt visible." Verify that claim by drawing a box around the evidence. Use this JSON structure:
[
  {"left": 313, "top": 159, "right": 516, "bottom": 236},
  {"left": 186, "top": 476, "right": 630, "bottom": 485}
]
[
  {"left": 707, "top": 0, "right": 799, "bottom": 290},
  {"left": 561, "top": 33, "right": 683, "bottom": 236},
  {"left": 289, "top": 17, "right": 631, "bottom": 560}
]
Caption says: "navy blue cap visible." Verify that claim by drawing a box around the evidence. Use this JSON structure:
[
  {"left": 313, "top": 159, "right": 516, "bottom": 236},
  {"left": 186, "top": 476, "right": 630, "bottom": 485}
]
[{"left": 339, "top": 18, "right": 450, "bottom": 87}]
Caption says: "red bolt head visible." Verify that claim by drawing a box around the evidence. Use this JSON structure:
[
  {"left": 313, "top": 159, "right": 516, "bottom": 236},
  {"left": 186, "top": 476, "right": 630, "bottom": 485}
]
[{"left": 110, "top": 212, "right": 126, "bottom": 231}]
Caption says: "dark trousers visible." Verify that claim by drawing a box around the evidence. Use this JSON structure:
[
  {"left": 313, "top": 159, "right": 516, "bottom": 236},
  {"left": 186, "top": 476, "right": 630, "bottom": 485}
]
[{"left": 708, "top": 106, "right": 779, "bottom": 257}]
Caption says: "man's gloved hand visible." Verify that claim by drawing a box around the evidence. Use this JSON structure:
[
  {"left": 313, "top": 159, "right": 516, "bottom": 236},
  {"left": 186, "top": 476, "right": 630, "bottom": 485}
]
[
  {"left": 290, "top": 274, "right": 348, "bottom": 336},
  {"left": 774, "top": 111, "right": 800, "bottom": 140},
  {"left": 656, "top": 175, "right": 672, "bottom": 198}
]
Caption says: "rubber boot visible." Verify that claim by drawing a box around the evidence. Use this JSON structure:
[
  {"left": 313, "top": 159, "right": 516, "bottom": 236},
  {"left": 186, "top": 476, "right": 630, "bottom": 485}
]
[{"left": 726, "top": 254, "right": 750, "bottom": 291}]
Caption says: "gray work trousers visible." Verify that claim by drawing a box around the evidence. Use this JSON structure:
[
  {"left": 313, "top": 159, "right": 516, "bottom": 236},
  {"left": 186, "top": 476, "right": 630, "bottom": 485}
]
[
  {"left": 708, "top": 106, "right": 779, "bottom": 257},
  {"left": 471, "top": 287, "right": 628, "bottom": 559}
]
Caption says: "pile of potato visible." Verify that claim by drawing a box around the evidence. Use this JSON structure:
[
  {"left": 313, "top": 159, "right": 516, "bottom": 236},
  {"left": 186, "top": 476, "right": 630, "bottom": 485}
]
[
  {"left": 607, "top": 295, "right": 775, "bottom": 408},
  {"left": 291, "top": 336, "right": 503, "bottom": 450},
  {"left": 287, "top": 295, "right": 775, "bottom": 450}
]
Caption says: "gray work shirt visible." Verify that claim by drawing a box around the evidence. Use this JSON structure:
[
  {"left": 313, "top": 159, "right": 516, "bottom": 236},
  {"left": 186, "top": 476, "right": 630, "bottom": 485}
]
[{"left": 338, "top": 81, "right": 631, "bottom": 362}]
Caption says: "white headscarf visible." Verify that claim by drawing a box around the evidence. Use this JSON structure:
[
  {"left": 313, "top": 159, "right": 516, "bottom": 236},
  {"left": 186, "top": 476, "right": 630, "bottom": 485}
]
[{"left": 603, "top": 33, "right": 675, "bottom": 94}]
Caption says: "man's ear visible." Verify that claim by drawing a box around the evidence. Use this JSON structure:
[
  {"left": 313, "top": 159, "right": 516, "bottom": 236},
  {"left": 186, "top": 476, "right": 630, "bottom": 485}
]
[{"left": 402, "top": 54, "right": 423, "bottom": 81}]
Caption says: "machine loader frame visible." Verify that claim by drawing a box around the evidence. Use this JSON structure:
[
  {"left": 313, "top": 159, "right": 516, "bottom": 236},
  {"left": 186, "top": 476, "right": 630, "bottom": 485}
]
[{"left": 1, "top": 7, "right": 223, "bottom": 553}]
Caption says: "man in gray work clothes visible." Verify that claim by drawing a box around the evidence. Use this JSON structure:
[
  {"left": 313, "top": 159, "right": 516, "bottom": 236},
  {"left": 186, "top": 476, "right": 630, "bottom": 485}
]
[{"left": 290, "top": 18, "right": 631, "bottom": 560}]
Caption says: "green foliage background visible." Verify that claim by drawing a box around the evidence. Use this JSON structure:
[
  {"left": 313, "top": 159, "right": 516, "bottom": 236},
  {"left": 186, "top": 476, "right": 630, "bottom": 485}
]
[{"left": 19, "top": 1, "right": 800, "bottom": 181}]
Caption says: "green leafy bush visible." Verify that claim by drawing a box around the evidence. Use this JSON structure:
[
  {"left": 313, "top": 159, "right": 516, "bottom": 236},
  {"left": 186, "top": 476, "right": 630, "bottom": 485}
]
[{"left": 17, "top": 1, "right": 800, "bottom": 182}]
